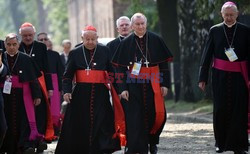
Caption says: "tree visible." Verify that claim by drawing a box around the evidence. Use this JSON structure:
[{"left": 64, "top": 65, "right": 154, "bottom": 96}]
[
  {"left": 37, "top": 0, "right": 49, "bottom": 33},
  {"left": 122, "top": 0, "right": 159, "bottom": 32},
  {"left": 177, "top": 0, "right": 250, "bottom": 102},
  {"left": 9, "top": 0, "right": 25, "bottom": 33},
  {"left": 156, "top": 0, "right": 181, "bottom": 102},
  {"left": 42, "top": 0, "right": 69, "bottom": 45}
]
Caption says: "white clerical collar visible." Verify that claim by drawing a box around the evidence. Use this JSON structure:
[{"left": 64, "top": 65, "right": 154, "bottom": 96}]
[
  {"left": 7, "top": 51, "right": 18, "bottom": 57},
  {"left": 223, "top": 21, "right": 237, "bottom": 28},
  {"left": 134, "top": 32, "right": 146, "bottom": 38},
  {"left": 119, "top": 35, "right": 126, "bottom": 38},
  {"left": 63, "top": 52, "right": 69, "bottom": 57}
]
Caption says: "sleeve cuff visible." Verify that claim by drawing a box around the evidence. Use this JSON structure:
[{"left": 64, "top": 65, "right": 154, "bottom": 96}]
[{"left": 0, "top": 64, "right": 4, "bottom": 73}]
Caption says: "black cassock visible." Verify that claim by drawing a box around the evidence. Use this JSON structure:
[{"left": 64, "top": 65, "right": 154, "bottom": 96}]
[
  {"left": 0, "top": 43, "right": 8, "bottom": 148},
  {"left": 55, "top": 44, "right": 120, "bottom": 154},
  {"left": 112, "top": 31, "right": 173, "bottom": 153},
  {"left": 0, "top": 52, "right": 42, "bottom": 153},
  {"left": 19, "top": 41, "right": 52, "bottom": 137},
  {"left": 47, "top": 50, "right": 64, "bottom": 91},
  {"left": 199, "top": 22, "right": 250, "bottom": 152},
  {"left": 107, "top": 36, "right": 125, "bottom": 106},
  {"left": 47, "top": 49, "right": 64, "bottom": 134},
  {"left": 0, "top": 40, "right": 5, "bottom": 51},
  {"left": 107, "top": 36, "right": 124, "bottom": 61}
]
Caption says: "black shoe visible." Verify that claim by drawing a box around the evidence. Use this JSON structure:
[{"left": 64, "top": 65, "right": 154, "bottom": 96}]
[
  {"left": 36, "top": 141, "right": 47, "bottom": 153},
  {"left": 149, "top": 144, "right": 158, "bottom": 154},
  {"left": 23, "top": 147, "right": 35, "bottom": 154},
  {"left": 124, "top": 146, "right": 128, "bottom": 154},
  {"left": 234, "top": 150, "right": 248, "bottom": 154},
  {"left": 215, "top": 147, "right": 223, "bottom": 153}
]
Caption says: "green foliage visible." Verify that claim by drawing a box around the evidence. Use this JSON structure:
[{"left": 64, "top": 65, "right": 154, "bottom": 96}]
[
  {"left": 196, "top": 0, "right": 250, "bottom": 24},
  {"left": 2, "top": 0, "right": 39, "bottom": 34},
  {"left": 0, "top": 0, "right": 68, "bottom": 45},
  {"left": 42, "top": 0, "right": 69, "bottom": 45},
  {"left": 0, "top": 1, "right": 14, "bottom": 39},
  {"left": 124, "top": 0, "right": 160, "bottom": 33},
  {"left": 19, "top": 0, "right": 39, "bottom": 27}
]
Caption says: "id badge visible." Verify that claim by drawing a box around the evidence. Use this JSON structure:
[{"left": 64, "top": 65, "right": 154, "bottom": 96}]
[
  {"left": 3, "top": 81, "right": 12, "bottom": 94},
  {"left": 131, "top": 62, "right": 142, "bottom": 76},
  {"left": 225, "top": 48, "right": 238, "bottom": 62}
]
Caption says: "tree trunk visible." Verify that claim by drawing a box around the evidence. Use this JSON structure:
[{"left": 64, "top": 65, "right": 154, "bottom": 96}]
[
  {"left": 9, "top": 0, "right": 25, "bottom": 33},
  {"left": 157, "top": 0, "right": 181, "bottom": 102},
  {"left": 178, "top": 0, "right": 200, "bottom": 102},
  {"left": 178, "top": 0, "right": 214, "bottom": 102},
  {"left": 36, "top": 0, "right": 49, "bottom": 33}
]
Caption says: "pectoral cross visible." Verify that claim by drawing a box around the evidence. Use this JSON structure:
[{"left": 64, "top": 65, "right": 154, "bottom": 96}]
[
  {"left": 144, "top": 60, "right": 149, "bottom": 68},
  {"left": 85, "top": 67, "right": 91, "bottom": 75}
]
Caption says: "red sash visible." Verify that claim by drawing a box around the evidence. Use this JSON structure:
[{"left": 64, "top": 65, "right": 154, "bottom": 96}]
[
  {"left": 38, "top": 72, "right": 54, "bottom": 140},
  {"left": 129, "top": 66, "right": 166, "bottom": 134},
  {"left": 213, "top": 58, "right": 250, "bottom": 133},
  {"left": 1, "top": 76, "right": 43, "bottom": 141},
  {"left": 75, "top": 70, "right": 126, "bottom": 146}
]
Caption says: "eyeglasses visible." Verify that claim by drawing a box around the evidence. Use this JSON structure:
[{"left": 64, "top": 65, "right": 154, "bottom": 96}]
[{"left": 39, "top": 38, "right": 48, "bottom": 41}]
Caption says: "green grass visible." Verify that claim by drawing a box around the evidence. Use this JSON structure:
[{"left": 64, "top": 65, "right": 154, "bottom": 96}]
[{"left": 165, "top": 99, "right": 213, "bottom": 113}]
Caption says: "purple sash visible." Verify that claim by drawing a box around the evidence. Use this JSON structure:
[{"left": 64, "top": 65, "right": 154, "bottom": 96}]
[
  {"left": 8, "top": 76, "right": 43, "bottom": 140},
  {"left": 50, "top": 74, "right": 60, "bottom": 127},
  {"left": 213, "top": 58, "right": 250, "bottom": 133}
]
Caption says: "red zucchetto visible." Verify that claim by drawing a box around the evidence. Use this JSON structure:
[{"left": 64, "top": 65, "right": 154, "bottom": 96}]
[
  {"left": 83, "top": 25, "right": 97, "bottom": 32},
  {"left": 20, "top": 22, "right": 34, "bottom": 29},
  {"left": 81, "top": 25, "right": 97, "bottom": 36}
]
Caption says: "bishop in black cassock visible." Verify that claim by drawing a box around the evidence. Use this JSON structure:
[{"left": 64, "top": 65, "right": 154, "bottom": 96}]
[
  {"left": 47, "top": 49, "right": 64, "bottom": 135},
  {"left": 0, "top": 33, "right": 42, "bottom": 153},
  {"left": 0, "top": 40, "right": 8, "bottom": 148},
  {"left": 198, "top": 2, "right": 250, "bottom": 153}
]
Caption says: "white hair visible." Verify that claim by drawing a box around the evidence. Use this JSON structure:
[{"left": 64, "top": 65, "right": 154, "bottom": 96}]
[
  {"left": 131, "top": 13, "right": 147, "bottom": 25},
  {"left": 116, "top": 16, "right": 131, "bottom": 28},
  {"left": 221, "top": 2, "right": 238, "bottom": 13},
  {"left": 62, "top": 39, "right": 71, "bottom": 46},
  {"left": 19, "top": 26, "right": 36, "bottom": 34}
]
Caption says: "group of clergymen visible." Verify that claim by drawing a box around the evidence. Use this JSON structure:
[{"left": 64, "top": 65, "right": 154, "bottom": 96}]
[
  {"left": 0, "top": 12, "right": 172, "bottom": 154},
  {"left": 1, "top": 1, "right": 250, "bottom": 153}
]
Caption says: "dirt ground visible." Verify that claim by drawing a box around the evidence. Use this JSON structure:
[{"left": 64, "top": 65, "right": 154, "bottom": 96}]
[{"left": 44, "top": 113, "right": 239, "bottom": 154}]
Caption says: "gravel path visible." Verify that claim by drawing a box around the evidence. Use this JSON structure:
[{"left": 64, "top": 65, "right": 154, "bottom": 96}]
[{"left": 44, "top": 112, "right": 238, "bottom": 154}]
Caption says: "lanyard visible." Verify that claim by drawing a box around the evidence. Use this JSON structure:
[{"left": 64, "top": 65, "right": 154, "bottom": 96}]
[
  {"left": 223, "top": 23, "right": 237, "bottom": 48},
  {"left": 6, "top": 52, "right": 19, "bottom": 76},
  {"left": 22, "top": 43, "right": 34, "bottom": 56},
  {"left": 135, "top": 33, "right": 149, "bottom": 67}
]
